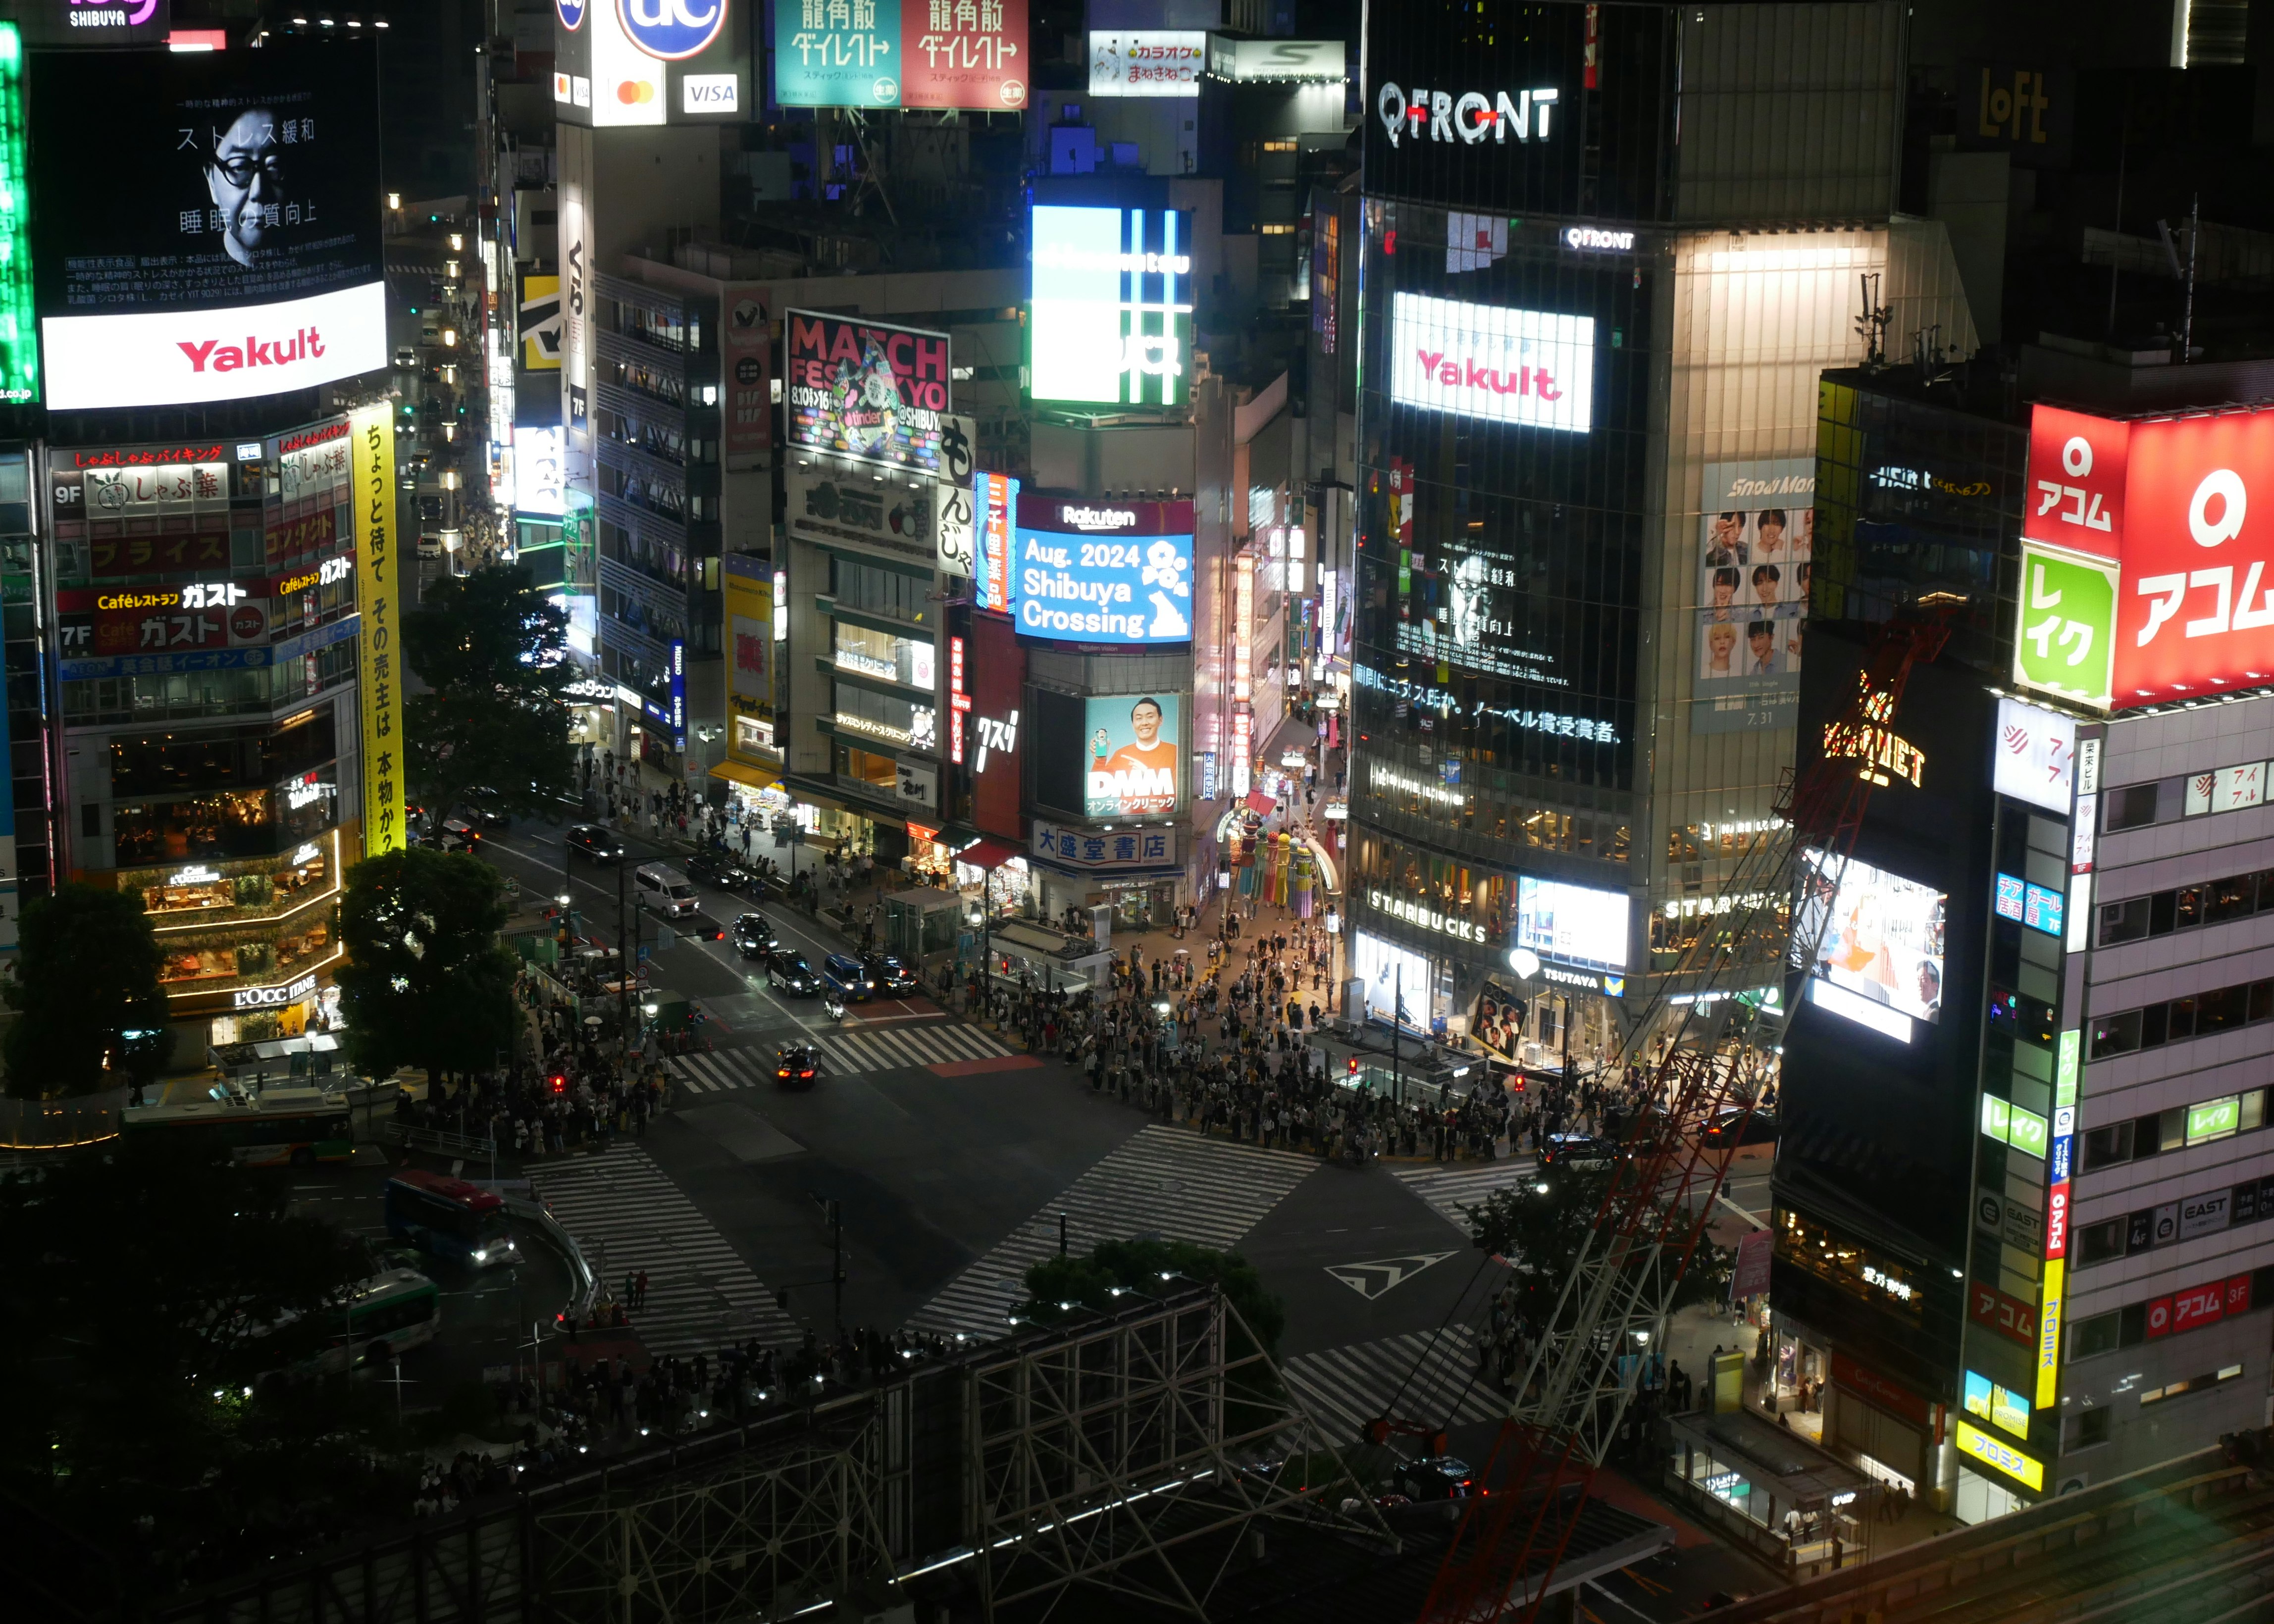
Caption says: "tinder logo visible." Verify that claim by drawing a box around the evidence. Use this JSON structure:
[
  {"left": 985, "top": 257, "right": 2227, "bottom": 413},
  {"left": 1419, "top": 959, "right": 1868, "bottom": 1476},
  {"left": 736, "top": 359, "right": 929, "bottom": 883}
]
[
  {"left": 1410, "top": 348, "right": 1562, "bottom": 402},
  {"left": 178, "top": 327, "right": 329, "bottom": 375}
]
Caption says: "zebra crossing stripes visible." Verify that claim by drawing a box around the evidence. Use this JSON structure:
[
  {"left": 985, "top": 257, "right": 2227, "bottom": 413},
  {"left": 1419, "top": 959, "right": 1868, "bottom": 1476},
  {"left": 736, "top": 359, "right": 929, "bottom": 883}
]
[
  {"left": 666, "top": 1022, "right": 1016, "bottom": 1092},
  {"left": 1391, "top": 1161, "right": 1544, "bottom": 1234},
  {"left": 528, "top": 1143, "right": 801, "bottom": 1358},
  {"left": 1281, "top": 1327, "right": 1508, "bottom": 1447},
  {"left": 819, "top": 1022, "right": 1013, "bottom": 1074},
  {"left": 908, "top": 1125, "right": 1315, "bottom": 1341}
]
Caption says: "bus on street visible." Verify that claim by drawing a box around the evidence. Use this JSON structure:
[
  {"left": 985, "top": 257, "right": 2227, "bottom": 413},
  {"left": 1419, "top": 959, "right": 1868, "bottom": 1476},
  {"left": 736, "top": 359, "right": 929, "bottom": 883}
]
[
  {"left": 384, "top": 1168, "right": 517, "bottom": 1267},
  {"left": 121, "top": 1091, "right": 355, "bottom": 1167}
]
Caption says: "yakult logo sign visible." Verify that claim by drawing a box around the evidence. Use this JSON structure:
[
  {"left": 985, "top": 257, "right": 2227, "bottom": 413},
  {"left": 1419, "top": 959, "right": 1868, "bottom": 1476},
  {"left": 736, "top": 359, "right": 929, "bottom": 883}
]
[
  {"left": 41, "top": 282, "right": 387, "bottom": 413},
  {"left": 1388, "top": 291, "right": 1594, "bottom": 435},
  {"left": 619, "top": 0, "right": 726, "bottom": 59},
  {"left": 178, "top": 326, "right": 326, "bottom": 376},
  {"left": 2016, "top": 403, "right": 2274, "bottom": 710},
  {"left": 1376, "top": 81, "right": 1558, "bottom": 147}
]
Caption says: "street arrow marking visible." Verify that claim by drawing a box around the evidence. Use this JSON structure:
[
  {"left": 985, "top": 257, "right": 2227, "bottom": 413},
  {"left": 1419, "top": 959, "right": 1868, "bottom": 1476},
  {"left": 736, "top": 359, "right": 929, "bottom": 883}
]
[{"left": 1326, "top": 1252, "right": 1454, "bottom": 1300}]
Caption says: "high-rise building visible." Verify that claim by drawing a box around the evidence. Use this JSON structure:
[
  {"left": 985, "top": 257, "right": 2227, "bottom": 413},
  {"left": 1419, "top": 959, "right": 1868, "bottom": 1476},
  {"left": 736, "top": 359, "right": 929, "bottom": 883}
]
[
  {"left": 1344, "top": 0, "right": 1975, "bottom": 1062},
  {"left": 1780, "top": 349, "right": 2274, "bottom": 1520}
]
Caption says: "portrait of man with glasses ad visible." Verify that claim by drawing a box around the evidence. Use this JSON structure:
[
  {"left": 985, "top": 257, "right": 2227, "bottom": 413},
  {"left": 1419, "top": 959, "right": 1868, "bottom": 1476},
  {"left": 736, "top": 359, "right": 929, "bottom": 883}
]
[{"left": 28, "top": 42, "right": 385, "bottom": 410}]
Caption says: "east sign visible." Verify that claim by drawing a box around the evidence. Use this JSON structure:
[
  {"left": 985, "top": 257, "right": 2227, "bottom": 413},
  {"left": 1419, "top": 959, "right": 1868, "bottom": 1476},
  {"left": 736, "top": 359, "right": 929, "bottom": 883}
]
[{"left": 2016, "top": 403, "right": 2274, "bottom": 711}]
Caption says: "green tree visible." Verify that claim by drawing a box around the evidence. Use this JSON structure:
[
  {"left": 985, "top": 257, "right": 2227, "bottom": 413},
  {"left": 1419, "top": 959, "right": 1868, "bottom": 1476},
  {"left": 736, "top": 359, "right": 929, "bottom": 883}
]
[
  {"left": 2, "top": 882, "right": 173, "bottom": 1100},
  {"left": 334, "top": 847, "right": 519, "bottom": 1084},
  {"left": 0, "top": 1134, "right": 387, "bottom": 1602},
  {"left": 402, "top": 562, "right": 573, "bottom": 827},
  {"left": 1462, "top": 1166, "right": 1733, "bottom": 1341}
]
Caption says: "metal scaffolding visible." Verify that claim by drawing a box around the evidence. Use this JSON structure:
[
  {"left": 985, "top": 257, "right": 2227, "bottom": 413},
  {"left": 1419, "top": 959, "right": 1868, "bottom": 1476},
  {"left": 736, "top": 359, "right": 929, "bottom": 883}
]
[{"left": 967, "top": 1289, "right": 1396, "bottom": 1620}]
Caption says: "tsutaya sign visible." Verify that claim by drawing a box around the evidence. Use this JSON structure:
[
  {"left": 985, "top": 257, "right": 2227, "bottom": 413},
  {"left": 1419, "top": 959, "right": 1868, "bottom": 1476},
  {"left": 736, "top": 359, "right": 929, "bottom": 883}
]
[
  {"left": 2015, "top": 402, "right": 2274, "bottom": 710},
  {"left": 1376, "top": 81, "right": 1558, "bottom": 147}
]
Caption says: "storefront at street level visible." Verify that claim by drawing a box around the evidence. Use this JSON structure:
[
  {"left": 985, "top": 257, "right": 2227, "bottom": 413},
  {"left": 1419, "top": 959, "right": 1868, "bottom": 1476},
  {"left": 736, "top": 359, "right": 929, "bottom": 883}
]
[{"left": 1669, "top": 1406, "right": 1875, "bottom": 1578}]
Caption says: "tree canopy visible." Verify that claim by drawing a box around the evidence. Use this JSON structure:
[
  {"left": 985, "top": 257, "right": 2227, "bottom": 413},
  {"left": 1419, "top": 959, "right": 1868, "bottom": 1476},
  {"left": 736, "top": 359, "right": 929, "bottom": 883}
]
[
  {"left": 0, "top": 1135, "right": 385, "bottom": 1603},
  {"left": 334, "top": 846, "right": 519, "bottom": 1083},
  {"left": 3, "top": 882, "right": 172, "bottom": 1100},
  {"left": 1461, "top": 1166, "right": 1733, "bottom": 1340},
  {"left": 402, "top": 563, "right": 574, "bottom": 826}
]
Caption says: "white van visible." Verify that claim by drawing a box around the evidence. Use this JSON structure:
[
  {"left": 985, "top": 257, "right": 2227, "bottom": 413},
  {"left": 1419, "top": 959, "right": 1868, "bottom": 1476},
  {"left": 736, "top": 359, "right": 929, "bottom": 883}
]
[{"left": 632, "top": 863, "right": 699, "bottom": 918}]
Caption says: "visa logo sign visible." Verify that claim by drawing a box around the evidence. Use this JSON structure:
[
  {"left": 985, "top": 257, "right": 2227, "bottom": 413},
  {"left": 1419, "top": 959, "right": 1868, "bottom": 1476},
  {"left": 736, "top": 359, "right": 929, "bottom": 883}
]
[{"left": 682, "top": 72, "right": 739, "bottom": 112}]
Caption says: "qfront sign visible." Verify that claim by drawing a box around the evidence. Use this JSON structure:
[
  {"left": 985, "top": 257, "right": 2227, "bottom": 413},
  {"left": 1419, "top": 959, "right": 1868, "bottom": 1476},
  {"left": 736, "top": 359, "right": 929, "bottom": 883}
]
[
  {"left": 1375, "top": 82, "right": 1558, "bottom": 148},
  {"left": 2015, "top": 402, "right": 2274, "bottom": 710}
]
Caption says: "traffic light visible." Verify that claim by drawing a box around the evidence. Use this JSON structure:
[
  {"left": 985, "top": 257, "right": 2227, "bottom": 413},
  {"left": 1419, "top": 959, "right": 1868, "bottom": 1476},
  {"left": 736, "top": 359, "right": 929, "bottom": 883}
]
[
  {"left": 1346, "top": 1056, "right": 1359, "bottom": 1077},
  {"left": 548, "top": 1071, "right": 568, "bottom": 1095}
]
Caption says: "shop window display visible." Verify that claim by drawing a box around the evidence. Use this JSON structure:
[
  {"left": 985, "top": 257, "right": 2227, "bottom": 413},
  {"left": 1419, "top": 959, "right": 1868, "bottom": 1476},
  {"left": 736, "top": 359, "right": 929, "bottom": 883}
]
[{"left": 127, "top": 842, "right": 332, "bottom": 924}]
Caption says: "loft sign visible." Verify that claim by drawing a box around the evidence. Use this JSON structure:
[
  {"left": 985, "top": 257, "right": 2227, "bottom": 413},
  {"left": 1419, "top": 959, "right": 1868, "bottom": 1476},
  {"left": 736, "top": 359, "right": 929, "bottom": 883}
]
[{"left": 1376, "top": 81, "right": 1558, "bottom": 148}]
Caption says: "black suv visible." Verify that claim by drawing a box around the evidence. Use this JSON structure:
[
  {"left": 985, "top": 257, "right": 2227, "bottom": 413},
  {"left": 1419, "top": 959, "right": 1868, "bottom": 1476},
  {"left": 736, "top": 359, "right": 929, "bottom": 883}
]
[
  {"left": 863, "top": 953, "right": 919, "bottom": 995},
  {"left": 731, "top": 913, "right": 778, "bottom": 959},
  {"left": 766, "top": 948, "right": 822, "bottom": 996},
  {"left": 565, "top": 823, "right": 625, "bottom": 863},
  {"left": 1539, "top": 1133, "right": 1622, "bottom": 1170},
  {"left": 685, "top": 851, "right": 751, "bottom": 890}
]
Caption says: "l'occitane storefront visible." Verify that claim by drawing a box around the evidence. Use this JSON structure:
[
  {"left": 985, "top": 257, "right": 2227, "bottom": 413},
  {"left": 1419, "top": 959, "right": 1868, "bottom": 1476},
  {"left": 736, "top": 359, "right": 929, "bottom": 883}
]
[{"left": 130, "top": 826, "right": 347, "bottom": 1052}]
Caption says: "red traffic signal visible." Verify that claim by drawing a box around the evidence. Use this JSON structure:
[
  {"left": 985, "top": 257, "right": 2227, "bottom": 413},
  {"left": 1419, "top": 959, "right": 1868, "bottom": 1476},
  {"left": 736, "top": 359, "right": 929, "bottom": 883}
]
[
  {"left": 548, "top": 1071, "right": 568, "bottom": 1094},
  {"left": 1346, "top": 1056, "right": 1360, "bottom": 1076}
]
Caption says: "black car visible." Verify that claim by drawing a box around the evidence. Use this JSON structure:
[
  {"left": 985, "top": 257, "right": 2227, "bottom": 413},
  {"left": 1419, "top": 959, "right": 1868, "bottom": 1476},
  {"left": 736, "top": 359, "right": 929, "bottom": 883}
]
[
  {"left": 685, "top": 851, "right": 750, "bottom": 890},
  {"left": 460, "top": 788, "right": 512, "bottom": 830},
  {"left": 766, "top": 948, "right": 822, "bottom": 996},
  {"left": 863, "top": 952, "right": 919, "bottom": 995},
  {"left": 731, "top": 912, "right": 778, "bottom": 959},
  {"left": 1539, "top": 1133, "right": 1622, "bottom": 1170},
  {"left": 1702, "top": 1107, "right": 1779, "bottom": 1149},
  {"left": 1393, "top": 1456, "right": 1474, "bottom": 1502},
  {"left": 565, "top": 823, "right": 624, "bottom": 863},
  {"left": 775, "top": 1044, "right": 820, "bottom": 1090}
]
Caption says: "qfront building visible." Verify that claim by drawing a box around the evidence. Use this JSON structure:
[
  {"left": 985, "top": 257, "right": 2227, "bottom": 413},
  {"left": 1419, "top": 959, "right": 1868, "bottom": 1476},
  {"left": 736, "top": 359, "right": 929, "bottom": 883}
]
[{"left": 1344, "top": 0, "right": 1974, "bottom": 1063}]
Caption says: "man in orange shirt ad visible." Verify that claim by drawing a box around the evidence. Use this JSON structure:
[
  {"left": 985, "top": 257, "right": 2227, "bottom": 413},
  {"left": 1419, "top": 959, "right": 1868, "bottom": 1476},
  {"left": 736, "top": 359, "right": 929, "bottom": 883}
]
[{"left": 1089, "top": 696, "right": 1179, "bottom": 815}]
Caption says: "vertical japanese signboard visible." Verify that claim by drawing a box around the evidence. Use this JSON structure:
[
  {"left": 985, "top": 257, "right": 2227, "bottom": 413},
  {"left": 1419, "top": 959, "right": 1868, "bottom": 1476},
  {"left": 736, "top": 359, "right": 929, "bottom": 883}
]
[
  {"left": 351, "top": 404, "right": 402, "bottom": 857},
  {"left": 721, "top": 285, "right": 771, "bottom": 464}
]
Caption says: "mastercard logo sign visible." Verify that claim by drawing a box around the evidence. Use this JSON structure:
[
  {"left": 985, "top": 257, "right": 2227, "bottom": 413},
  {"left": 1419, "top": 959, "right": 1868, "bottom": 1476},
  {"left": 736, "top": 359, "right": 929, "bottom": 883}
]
[{"left": 615, "top": 78, "right": 659, "bottom": 103}]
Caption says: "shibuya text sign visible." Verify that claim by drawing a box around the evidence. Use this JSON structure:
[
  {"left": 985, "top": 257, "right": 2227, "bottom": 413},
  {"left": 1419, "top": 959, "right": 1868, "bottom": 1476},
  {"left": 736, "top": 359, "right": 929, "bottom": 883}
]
[{"left": 2015, "top": 404, "right": 2274, "bottom": 710}]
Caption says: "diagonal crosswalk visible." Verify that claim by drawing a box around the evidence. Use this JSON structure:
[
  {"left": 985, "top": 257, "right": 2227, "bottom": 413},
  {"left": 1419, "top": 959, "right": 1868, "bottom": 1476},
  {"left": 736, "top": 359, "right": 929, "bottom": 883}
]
[
  {"left": 528, "top": 1143, "right": 801, "bottom": 1358},
  {"left": 667, "top": 1022, "right": 1016, "bottom": 1093},
  {"left": 1391, "top": 1161, "right": 1544, "bottom": 1235},
  {"left": 1281, "top": 1326, "right": 1508, "bottom": 1447},
  {"left": 907, "top": 1125, "right": 1316, "bottom": 1341}
]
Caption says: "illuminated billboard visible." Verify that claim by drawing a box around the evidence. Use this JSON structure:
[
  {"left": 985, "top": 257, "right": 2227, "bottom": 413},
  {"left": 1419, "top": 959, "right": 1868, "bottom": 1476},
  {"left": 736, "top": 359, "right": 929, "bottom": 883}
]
[
  {"left": 784, "top": 309, "right": 952, "bottom": 474},
  {"left": 1011, "top": 496, "right": 1193, "bottom": 647},
  {"left": 2015, "top": 402, "right": 2274, "bottom": 710},
  {"left": 1991, "top": 695, "right": 2075, "bottom": 813},
  {"left": 1205, "top": 36, "right": 1344, "bottom": 81},
  {"left": 0, "top": 27, "right": 34, "bottom": 405},
  {"left": 774, "top": 0, "right": 1025, "bottom": 109},
  {"left": 555, "top": 0, "right": 746, "bottom": 125},
  {"left": 1389, "top": 292, "right": 1594, "bottom": 433},
  {"left": 974, "top": 469, "right": 1017, "bottom": 611},
  {"left": 1085, "top": 694, "right": 1180, "bottom": 817},
  {"left": 1695, "top": 458, "right": 1812, "bottom": 735},
  {"left": 1513, "top": 876, "right": 1629, "bottom": 973},
  {"left": 29, "top": 43, "right": 387, "bottom": 411},
  {"left": 513, "top": 425, "right": 565, "bottom": 517},
  {"left": 1088, "top": 30, "right": 1205, "bottom": 97},
  {"left": 1030, "top": 204, "right": 1195, "bottom": 408},
  {"left": 1798, "top": 850, "right": 1946, "bottom": 1045}
]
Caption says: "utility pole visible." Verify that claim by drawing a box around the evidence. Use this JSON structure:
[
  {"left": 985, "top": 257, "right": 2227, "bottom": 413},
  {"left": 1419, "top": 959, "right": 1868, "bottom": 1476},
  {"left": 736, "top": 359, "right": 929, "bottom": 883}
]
[
  {"left": 1391, "top": 961, "right": 1402, "bottom": 1108},
  {"left": 616, "top": 858, "right": 628, "bottom": 1087}
]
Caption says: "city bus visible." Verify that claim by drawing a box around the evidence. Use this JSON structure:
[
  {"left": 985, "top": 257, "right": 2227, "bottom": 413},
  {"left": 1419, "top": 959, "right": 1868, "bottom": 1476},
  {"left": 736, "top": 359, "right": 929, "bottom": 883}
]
[
  {"left": 121, "top": 1091, "right": 355, "bottom": 1167},
  {"left": 253, "top": 1268, "right": 442, "bottom": 1376},
  {"left": 384, "top": 1168, "right": 518, "bottom": 1268}
]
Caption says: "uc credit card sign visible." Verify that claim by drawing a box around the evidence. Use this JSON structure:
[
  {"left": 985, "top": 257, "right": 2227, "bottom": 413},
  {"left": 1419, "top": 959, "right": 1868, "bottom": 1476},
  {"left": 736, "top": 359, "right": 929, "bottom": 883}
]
[{"left": 1013, "top": 496, "right": 1193, "bottom": 646}]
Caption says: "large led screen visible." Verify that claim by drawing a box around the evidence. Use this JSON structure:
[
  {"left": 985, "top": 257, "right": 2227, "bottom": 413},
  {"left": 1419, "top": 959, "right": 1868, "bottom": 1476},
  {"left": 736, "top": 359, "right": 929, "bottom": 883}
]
[
  {"left": 1011, "top": 496, "right": 1193, "bottom": 647},
  {"left": 31, "top": 47, "right": 384, "bottom": 411},
  {"left": 1387, "top": 291, "right": 1594, "bottom": 434},
  {"left": 1352, "top": 930, "right": 1431, "bottom": 1027},
  {"left": 1085, "top": 693, "right": 1180, "bottom": 817},
  {"left": 30, "top": 43, "right": 386, "bottom": 411},
  {"left": 1799, "top": 849, "right": 1947, "bottom": 1044},
  {"left": 1030, "top": 205, "right": 1194, "bottom": 408},
  {"left": 1514, "top": 876, "right": 1629, "bottom": 973},
  {"left": 784, "top": 310, "right": 952, "bottom": 474}
]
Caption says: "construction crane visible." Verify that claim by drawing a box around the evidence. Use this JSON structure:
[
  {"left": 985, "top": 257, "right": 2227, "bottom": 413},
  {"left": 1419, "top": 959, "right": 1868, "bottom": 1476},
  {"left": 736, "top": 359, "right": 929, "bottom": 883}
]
[{"left": 1415, "top": 595, "right": 1964, "bottom": 1624}]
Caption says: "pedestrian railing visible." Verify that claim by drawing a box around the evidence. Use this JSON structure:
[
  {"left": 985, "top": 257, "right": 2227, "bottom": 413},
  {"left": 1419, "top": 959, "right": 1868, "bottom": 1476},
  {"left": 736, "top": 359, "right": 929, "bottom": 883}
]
[{"left": 0, "top": 1085, "right": 129, "bottom": 1150}]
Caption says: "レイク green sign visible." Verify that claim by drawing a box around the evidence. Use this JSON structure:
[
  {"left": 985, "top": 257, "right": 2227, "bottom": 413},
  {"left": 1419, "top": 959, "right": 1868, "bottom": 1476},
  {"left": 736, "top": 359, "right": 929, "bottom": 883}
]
[
  {"left": 2015, "top": 541, "right": 2117, "bottom": 709},
  {"left": 2187, "top": 1095, "right": 2241, "bottom": 1144}
]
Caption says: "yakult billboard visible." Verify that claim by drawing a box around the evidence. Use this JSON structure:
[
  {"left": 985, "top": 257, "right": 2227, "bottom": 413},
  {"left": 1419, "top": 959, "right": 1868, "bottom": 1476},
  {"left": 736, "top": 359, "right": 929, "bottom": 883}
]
[
  {"left": 29, "top": 44, "right": 386, "bottom": 411},
  {"left": 1388, "top": 292, "right": 1594, "bottom": 434},
  {"left": 2016, "top": 403, "right": 2274, "bottom": 710}
]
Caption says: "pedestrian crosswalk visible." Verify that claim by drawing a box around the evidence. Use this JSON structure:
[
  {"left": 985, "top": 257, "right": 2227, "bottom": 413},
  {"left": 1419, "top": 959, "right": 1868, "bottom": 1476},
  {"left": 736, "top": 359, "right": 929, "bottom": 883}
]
[
  {"left": 1281, "top": 1326, "right": 1509, "bottom": 1447},
  {"left": 667, "top": 1022, "right": 1017, "bottom": 1093},
  {"left": 907, "top": 1125, "right": 1316, "bottom": 1341},
  {"left": 1391, "top": 1160, "right": 1545, "bottom": 1235},
  {"left": 528, "top": 1143, "right": 801, "bottom": 1359}
]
